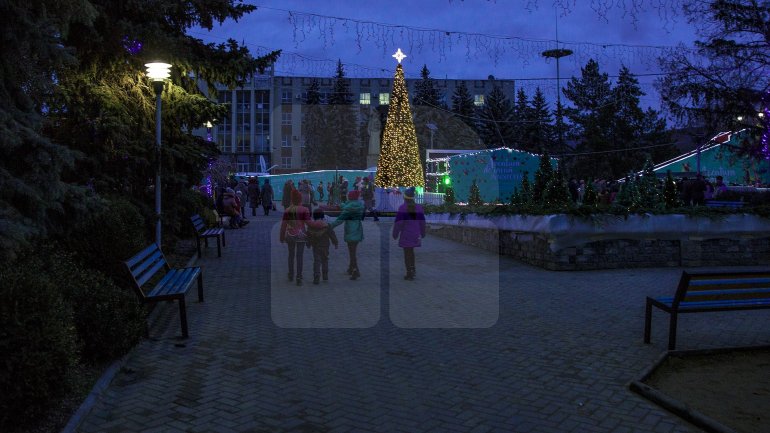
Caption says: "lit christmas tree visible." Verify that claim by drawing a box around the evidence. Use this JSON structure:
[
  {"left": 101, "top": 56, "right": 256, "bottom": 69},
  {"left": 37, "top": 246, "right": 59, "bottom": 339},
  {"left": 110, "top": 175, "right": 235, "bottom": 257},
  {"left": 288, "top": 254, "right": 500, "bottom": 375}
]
[
  {"left": 375, "top": 49, "right": 425, "bottom": 188},
  {"left": 663, "top": 171, "right": 681, "bottom": 209}
]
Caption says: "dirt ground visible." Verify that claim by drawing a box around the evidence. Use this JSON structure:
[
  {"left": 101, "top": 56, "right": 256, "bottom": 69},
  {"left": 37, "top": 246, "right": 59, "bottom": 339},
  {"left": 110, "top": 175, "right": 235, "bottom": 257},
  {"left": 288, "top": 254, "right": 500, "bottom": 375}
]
[{"left": 645, "top": 348, "right": 770, "bottom": 433}]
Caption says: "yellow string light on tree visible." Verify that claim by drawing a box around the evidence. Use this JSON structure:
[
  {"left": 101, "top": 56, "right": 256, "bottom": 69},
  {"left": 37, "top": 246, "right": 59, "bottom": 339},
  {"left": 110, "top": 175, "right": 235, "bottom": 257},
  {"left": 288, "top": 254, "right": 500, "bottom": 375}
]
[{"left": 375, "top": 49, "right": 425, "bottom": 188}]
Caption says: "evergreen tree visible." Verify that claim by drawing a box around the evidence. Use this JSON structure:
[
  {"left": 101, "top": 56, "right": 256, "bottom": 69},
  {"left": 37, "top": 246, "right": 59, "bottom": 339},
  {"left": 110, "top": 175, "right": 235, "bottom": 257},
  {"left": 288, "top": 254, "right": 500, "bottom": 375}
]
[
  {"left": 444, "top": 186, "right": 455, "bottom": 205},
  {"left": 414, "top": 64, "right": 444, "bottom": 107},
  {"left": 563, "top": 59, "right": 614, "bottom": 179},
  {"left": 468, "top": 179, "right": 483, "bottom": 206},
  {"left": 583, "top": 180, "right": 598, "bottom": 206},
  {"left": 513, "top": 88, "right": 529, "bottom": 150},
  {"left": 528, "top": 88, "right": 555, "bottom": 154},
  {"left": 478, "top": 85, "right": 516, "bottom": 149},
  {"left": 520, "top": 172, "right": 532, "bottom": 204},
  {"left": 532, "top": 151, "right": 554, "bottom": 203},
  {"left": 451, "top": 81, "right": 477, "bottom": 132},
  {"left": 634, "top": 158, "right": 660, "bottom": 209},
  {"left": 329, "top": 59, "right": 352, "bottom": 105},
  {"left": 544, "top": 163, "right": 571, "bottom": 208},
  {"left": 663, "top": 171, "right": 681, "bottom": 209},
  {"left": 305, "top": 78, "right": 321, "bottom": 104},
  {"left": 614, "top": 176, "right": 638, "bottom": 209},
  {"left": 375, "top": 62, "right": 424, "bottom": 187},
  {"left": 510, "top": 188, "right": 522, "bottom": 206},
  {"left": 2, "top": 0, "right": 280, "bottom": 259}
]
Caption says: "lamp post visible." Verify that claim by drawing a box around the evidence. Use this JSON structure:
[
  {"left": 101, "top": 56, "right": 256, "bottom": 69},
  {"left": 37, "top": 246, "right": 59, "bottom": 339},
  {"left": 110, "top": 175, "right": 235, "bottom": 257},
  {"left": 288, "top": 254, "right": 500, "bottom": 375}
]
[
  {"left": 542, "top": 10, "right": 573, "bottom": 151},
  {"left": 145, "top": 62, "right": 171, "bottom": 246}
]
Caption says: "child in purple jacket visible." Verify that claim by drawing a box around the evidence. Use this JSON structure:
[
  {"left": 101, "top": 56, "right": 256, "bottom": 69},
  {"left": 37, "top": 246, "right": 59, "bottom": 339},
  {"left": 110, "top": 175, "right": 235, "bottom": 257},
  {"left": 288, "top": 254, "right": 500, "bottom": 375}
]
[{"left": 392, "top": 187, "right": 426, "bottom": 280}]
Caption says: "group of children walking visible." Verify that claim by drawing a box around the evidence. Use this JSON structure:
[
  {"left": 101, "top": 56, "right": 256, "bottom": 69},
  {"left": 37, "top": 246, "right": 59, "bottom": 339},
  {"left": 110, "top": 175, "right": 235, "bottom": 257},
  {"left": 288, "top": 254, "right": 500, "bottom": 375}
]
[{"left": 279, "top": 186, "right": 425, "bottom": 286}]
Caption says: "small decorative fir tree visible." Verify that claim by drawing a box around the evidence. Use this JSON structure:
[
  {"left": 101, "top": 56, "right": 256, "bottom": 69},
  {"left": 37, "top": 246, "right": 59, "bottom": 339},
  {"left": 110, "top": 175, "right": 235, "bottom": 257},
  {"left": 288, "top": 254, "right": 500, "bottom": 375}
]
[
  {"left": 468, "top": 179, "right": 483, "bottom": 206},
  {"left": 532, "top": 151, "right": 553, "bottom": 204},
  {"left": 663, "top": 171, "right": 681, "bottom": 209},
  {"left": 520, "top": 172, "right": 532, "bottom": 204},
  {"left": 510, "top": 188, "right": 522, "bottom": 206},
  {"left": 544, "top": 164, "right": 571, "bottom": 208},
  {"left": 614, "top": 175, "right": 637, "bottom": 209},
  {"left": 582, "top": 180, "right": 598, "bottom": 206},
  {"left": 634, "top": 158, "right": 660, "bottom": 209},
  {"left": 444, "top": 186, "right": 455, "bottom": 205}
]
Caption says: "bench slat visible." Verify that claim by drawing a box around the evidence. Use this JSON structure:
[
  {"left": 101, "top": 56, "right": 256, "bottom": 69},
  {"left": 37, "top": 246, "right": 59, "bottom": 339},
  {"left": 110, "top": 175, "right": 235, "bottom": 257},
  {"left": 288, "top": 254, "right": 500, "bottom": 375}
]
[
  {"left": 148, "top": 267, "right": 200, "bottom": 298},
  {"left": 135, "top": 259, "right": 167, "bottom": 288},
  {"left": 125, "top": 244, "right": 161, "bottom": 268},
  {"left": 679, "top": 298, "right": 770, "bottom": 309}
]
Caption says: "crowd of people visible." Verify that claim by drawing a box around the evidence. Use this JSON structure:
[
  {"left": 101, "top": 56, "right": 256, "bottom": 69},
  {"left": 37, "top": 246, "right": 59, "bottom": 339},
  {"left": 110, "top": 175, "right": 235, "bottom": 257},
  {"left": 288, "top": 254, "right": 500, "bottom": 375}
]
[
  {"left": 200, "top": 173, "right": 424, "bottom": 285},
  {"left": 278, "top": 178, "right": 424, "bottom": 286},
  {"left": 565, "top": 174, "right": 730, "bottom": 207}
]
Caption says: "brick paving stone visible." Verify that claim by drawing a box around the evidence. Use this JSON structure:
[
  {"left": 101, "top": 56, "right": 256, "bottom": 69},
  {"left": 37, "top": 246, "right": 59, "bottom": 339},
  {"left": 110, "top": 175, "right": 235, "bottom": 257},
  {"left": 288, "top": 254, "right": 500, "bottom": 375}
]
[{"left": 72, "top": 213, "right": 770, "bottom": 432}]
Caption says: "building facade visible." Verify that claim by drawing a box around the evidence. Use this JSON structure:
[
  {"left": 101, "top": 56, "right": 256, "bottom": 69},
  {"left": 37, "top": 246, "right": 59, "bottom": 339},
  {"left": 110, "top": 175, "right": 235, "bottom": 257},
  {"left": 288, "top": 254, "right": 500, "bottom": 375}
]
[{"left": 199, "top": 68, "right": 515, "bottom": 174}]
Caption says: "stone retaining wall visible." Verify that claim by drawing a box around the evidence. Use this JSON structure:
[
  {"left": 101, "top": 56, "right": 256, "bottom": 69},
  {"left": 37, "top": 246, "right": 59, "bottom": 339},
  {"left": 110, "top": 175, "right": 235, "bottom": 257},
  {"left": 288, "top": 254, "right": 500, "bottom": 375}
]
[{"left": 428, "top": 224, "right": 770, "bottom": 271}]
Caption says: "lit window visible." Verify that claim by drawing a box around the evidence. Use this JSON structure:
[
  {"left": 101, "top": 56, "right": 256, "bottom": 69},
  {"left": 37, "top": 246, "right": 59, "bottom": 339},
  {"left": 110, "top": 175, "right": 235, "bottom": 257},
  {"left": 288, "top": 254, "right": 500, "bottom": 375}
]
[
  {"left": 281, "top": 90, "right": 292, "bottom": 103},
  {"left": 359, "top": 93, "right": 371, "bottom": 105},
  {"left": 379, "top": 93, "right": 390, "bottom": 105},
  {"left": 281, "top": 157, "right": 292, "bottom": 168},
  {"left": 282, "top": 112, "right": 292, "bottom": 125},
  {"left": 474, "top": 95, "right": 485, "bottom": 106},
  {"left": 281, "top": 136, "right": 290, "bottom": 147}
]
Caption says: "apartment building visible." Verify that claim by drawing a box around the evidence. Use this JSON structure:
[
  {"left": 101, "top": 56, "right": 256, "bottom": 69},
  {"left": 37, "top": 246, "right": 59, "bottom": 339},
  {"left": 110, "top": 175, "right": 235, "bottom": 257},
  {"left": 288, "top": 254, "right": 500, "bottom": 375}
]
[{"left": 200, "top": 69, "right": 515, "bottom": 174}]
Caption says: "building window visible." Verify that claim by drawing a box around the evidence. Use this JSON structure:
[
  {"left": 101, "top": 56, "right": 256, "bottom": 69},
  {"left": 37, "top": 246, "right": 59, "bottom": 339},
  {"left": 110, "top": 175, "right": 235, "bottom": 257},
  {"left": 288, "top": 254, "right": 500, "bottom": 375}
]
[
  {"left": 301, "top": 157, "right": 308, "bottom": 168},
  {"left": 359, "top": 93, "right": 371, "bottom": 105},
  {"left": 281, "top": 89, "right": 292, "bottom": 104},
  {"left": 300, "top": 137, "right": 305, "bottom": 147},
  {"left": 282, "top": 112, "right": 292, "bottom": 125},
  {"left": 321, "top": 92, "right": 331, "bottom": 104},
  {"left": 474, "top": 94, "right": 485, "bottom": 106},
  {"left": 216, "top": 90, "right": 233, "bottom": 152},
  {"left": 281, "top": 136, "right": 290, "bottom": 147},
  {"left": 281, "top": 157, "right": 292, "bottom": 168},
  {"left": 236, "top": 90, "right": 251, "bottom": 152},
  {"left": 379, "top": 93, "right": 390, "bottom": 105}
]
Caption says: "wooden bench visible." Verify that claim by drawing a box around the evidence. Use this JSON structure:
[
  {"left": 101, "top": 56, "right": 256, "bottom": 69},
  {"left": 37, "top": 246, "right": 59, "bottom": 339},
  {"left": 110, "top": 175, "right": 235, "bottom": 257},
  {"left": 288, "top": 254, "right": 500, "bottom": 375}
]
[
  {"left": 191, "top": 214, "right": 225, "bottom": 257},
  {"left": 644, "top": 271, "right": 770, "bottom": 350},
  {"left": 705, "top": 200, "right": 744, "bottom": 209},
  {"left": 124, "top": 244, "right": 203, "bottom": 338}
]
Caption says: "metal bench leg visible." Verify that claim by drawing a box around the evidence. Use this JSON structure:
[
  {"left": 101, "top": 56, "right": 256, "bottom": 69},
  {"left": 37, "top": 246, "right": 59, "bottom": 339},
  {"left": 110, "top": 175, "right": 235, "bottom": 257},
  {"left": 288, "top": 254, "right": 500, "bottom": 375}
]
[
  {"left": 204, "top": 237, "right": 209, "bottom": 248},
  {"left": 221, "top": 231, "right": 226, "bottom": 247},
  {"left": 668, "top": 313, "right": 678, "bottom": 350},
  {"left": 197, "top": 273, "right": 204, "bottom": 302},
  {"left": 178, "top": 296, "right": 189, "bottom": 338},
  {"left": 644, "top": 299, "right": 652, "bottom": 344},
  {"left": 216, "top": 236, "right": 221, "bottom": 257},
  {"left": 195, "top": 236, "right": 202, "bottom": 258}
]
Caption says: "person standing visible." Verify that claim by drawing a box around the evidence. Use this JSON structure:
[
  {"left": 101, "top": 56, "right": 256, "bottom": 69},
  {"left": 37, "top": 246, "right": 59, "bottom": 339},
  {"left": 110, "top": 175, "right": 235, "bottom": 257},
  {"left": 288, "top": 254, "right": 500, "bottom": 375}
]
[
  {"left": 247, "top": 177, "right": 260, "bottom": 216},
  {"left": 306, "top": 208, "right": 339, "bottom": 285},
  {"left": 260, "top": 178, "right": 274, "bottom": 216},
  {"left": 282, "top": 179, "right": 295, "bottom": 210},
  {"left": 280, "top": 190, "right": 311, "bottom": 286},
  {"left": 392, "top": 187, "right": 426, "bottom": 281},
  {"left": 299, "top": 179, "right": 314, "bottom": 212},
  {"left": 330, "top": 190, "right": 365, "bottom": 280},
  {"left": 317, "top": 181, "right": 325, "bottom": 202},
  {"left": 361, "top": 177, "right": 379, "bottom": 221}
]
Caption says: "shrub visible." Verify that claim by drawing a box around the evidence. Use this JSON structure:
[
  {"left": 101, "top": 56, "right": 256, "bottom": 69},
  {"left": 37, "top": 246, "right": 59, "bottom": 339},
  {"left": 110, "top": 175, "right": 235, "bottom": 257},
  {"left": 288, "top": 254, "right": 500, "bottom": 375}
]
[
  {"left": 65, "top": 196, "right": 146, "bottom": 284},
  {"left": 51, "top": 253, "right": 146, "bottom": 363},
  {"left": 0, "top": 252, "right": 79, "bottom": 430}
]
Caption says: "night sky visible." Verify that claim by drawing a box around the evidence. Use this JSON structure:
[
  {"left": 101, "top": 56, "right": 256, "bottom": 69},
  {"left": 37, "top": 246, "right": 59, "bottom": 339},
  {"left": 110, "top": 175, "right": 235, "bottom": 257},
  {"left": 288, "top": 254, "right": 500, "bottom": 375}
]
[{"left": 191, "top": 1, "right": 701, "bottom": 110}]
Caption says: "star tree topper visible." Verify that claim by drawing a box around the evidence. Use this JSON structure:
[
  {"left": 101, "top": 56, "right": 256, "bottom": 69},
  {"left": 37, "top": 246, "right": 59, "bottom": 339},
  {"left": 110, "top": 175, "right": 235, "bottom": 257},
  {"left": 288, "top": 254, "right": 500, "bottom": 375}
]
[{"left": 392, "top": 48, "right": 407, "bottom": 64}]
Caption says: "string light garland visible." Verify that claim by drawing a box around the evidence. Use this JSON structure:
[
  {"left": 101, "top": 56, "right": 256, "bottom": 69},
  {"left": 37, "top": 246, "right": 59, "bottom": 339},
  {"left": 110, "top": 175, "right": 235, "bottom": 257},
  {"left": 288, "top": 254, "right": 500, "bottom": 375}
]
[
  {"left": 375, "top": 50, "right": 425, "bottom": 188},
  {"left": 260, "top": 3, "right": 695, "bottom": 70}
]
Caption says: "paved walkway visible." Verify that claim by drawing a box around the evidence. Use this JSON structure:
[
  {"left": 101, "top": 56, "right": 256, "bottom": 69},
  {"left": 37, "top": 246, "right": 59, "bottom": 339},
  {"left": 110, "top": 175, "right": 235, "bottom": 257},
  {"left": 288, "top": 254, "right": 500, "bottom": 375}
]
[{"left": 76, "top": 211, "right": 770, "bottom": 432}]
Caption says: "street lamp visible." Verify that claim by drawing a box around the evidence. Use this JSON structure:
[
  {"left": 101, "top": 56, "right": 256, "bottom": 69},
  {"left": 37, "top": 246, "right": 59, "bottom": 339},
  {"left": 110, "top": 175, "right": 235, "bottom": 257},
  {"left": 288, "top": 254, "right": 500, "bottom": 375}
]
[{"left": 145, "top": 61, "right": 171, "bottom": 246}]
